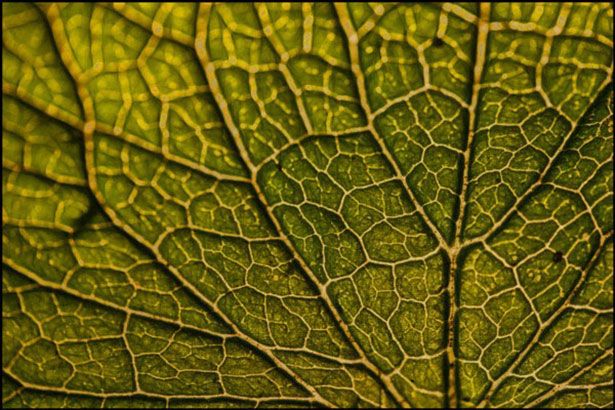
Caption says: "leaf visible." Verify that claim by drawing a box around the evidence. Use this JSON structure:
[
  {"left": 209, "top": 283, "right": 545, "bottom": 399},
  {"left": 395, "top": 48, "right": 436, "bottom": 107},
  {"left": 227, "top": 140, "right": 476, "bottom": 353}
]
[{"left": 2, "top": 3, "right": 613, "bottom": 408}]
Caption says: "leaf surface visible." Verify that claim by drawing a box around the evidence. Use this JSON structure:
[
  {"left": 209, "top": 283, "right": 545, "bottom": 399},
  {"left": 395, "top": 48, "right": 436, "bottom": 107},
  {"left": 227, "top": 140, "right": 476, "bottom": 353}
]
[{"left": 2, "top": 3, "right": 613, "bottom": 408}]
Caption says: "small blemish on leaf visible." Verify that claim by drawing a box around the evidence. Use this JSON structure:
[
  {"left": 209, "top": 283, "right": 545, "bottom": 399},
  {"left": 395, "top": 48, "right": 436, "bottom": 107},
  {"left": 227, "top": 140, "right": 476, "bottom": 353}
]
[
  {"left": 432, "top": 37, "right": 445, "bottom": 47},
  {"left": 553, "top": 251, "right": 563, "bottom": 263}
]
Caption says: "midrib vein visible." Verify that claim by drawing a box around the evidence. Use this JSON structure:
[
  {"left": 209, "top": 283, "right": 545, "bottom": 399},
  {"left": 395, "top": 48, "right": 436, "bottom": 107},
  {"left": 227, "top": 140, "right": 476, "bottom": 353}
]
[
  {"left": 447, "top": 3, "right": 491, "bottom": 408},
  {"left": 335, "top": 3, "right": 477, "bottom": 408},
  {"left": 452, "top": 2, "right": 490, "bottom": 250}
]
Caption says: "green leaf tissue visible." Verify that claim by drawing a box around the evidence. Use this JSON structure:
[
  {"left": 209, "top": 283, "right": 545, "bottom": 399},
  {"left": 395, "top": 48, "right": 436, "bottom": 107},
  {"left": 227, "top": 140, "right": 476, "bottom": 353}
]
[{"left": 2, "top": 3, "right": 613, "bottom": 408}]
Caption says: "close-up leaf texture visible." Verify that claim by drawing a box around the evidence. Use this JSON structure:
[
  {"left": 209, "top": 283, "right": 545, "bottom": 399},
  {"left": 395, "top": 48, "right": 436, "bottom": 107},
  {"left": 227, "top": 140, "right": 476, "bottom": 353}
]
[{"left": 1, "top": 2, "right": 614, "bottom": 409}]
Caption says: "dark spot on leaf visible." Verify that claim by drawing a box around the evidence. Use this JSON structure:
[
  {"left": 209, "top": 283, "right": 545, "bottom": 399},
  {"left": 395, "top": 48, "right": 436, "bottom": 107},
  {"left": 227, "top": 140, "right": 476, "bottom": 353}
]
[
  {"left": 432, "top": 37, "right": 445, "bottom": 47},
  {"left": 553, "top": 251, "right": 563, "bottom": 263}
]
